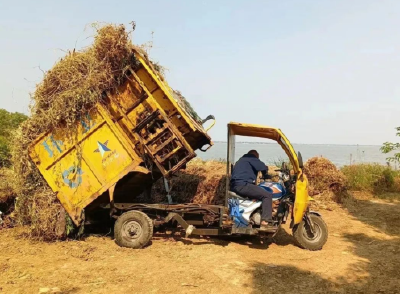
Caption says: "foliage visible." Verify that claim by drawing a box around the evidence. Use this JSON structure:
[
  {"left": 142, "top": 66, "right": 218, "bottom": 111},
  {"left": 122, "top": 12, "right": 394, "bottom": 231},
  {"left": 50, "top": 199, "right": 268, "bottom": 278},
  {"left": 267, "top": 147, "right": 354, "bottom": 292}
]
[
  {"left": 0, "top": 109, "right": 27, "bottom": 167},
  {"left": 270, "top": 157, "right": 292, "bottom": 170},
  {"left": 381, "top": 127, "right": 400, "bottom": 163},
  {"left": 341, "top": 163, "right": 400, "bottom": 194}
]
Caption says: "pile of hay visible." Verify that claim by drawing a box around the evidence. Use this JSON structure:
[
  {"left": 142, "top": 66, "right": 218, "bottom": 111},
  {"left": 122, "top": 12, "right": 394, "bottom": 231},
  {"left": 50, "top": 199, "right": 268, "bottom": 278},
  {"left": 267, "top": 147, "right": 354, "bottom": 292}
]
[
  {"left": 152, "top": 157, "right": 347, "bottom": 206},
  {"left": 151, "top": 160, "right": 227, "bottom": 204},
  {"left": 303, "top": 157, "right": 347, "bottom": 199},
  {"left": 149, "top": 160, "right": 281, "bottom": 204},
  {"left": 11, "top": 24, "right": 135, "bottom": 240},
  {"left": 141, "top": 157, "right": 347, "bottom": 208}
]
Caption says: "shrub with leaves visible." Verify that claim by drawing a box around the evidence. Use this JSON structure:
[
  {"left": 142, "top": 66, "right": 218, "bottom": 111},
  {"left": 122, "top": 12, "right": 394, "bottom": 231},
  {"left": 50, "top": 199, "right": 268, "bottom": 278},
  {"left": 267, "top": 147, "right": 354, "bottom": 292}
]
[
  {"left": 381, "top": 127, "right": 400, "bottom": 163},
  {"left": 0, "top": 109, "right": 27, "bottom": 167}
]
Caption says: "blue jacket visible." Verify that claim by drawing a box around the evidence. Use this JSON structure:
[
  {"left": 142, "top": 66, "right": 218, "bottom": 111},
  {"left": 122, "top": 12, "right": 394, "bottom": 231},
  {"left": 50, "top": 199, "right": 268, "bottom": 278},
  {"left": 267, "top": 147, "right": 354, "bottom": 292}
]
[{"left": 230, "top": 154, "right": 268, "bottom": 187}]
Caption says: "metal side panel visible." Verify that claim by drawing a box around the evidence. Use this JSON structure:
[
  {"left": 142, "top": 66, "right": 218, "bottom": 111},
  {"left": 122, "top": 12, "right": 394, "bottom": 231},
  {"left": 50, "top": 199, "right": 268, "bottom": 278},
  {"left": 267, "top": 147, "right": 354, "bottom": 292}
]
[{"left": 29, "top": 107, "right": 145, "bottom": 224}]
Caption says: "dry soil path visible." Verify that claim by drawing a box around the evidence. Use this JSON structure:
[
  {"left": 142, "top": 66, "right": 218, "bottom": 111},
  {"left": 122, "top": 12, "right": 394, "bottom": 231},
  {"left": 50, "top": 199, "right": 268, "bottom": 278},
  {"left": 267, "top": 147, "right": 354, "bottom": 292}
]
[{"left": 1, "top": 196, "right": 399, "bottom": 294}]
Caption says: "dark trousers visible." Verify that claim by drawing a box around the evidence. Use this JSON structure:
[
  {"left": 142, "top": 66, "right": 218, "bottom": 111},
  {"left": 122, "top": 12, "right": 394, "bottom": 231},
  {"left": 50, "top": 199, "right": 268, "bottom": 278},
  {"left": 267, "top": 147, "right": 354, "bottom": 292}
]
[{"left": 231, "top": 184, "right": 273, "bottom": 221}]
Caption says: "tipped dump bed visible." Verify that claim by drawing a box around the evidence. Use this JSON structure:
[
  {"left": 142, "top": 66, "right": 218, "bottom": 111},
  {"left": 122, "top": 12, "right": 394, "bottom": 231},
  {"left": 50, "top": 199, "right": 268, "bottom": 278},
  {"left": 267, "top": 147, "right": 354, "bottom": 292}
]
[{"left": 28, "top": 48, "right": 214, "bottom": 224}]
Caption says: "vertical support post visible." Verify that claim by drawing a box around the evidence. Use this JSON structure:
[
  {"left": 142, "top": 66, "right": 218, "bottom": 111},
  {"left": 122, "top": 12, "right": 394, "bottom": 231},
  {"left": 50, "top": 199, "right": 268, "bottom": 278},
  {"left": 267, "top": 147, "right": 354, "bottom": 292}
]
[
  {"left": 225, "top": 124, "right": 236, "bottom": 207},
  {"left": 164, "top": 177, "right": 173, "bottom": 204},
  {"left": 109, "top": 184, "right": 117, "bottom": 217}
]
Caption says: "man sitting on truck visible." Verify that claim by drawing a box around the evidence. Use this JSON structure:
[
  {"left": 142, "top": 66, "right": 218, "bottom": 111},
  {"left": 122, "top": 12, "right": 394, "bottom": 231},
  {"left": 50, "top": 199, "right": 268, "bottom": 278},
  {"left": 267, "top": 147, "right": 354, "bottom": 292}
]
[{"left": 230, "top": 150, "right": 275, "bottom": 232}]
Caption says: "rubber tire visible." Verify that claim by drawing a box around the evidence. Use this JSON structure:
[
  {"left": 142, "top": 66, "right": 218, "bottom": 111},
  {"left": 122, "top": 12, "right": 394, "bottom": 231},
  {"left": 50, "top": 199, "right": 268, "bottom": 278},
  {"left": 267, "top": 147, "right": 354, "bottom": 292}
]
[
  {"left": 292, "top": 214, "right": 328, "bottom": 251},
  {"left": 114, "top": 210, "right": 153, "bottom": 249}
]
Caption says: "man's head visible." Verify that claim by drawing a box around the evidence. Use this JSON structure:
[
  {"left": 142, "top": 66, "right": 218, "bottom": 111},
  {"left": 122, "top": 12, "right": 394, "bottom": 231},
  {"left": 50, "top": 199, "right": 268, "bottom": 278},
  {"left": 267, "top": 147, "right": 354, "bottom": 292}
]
[{"left": 247, "top": 150, "right": 259, "bottom": 159}]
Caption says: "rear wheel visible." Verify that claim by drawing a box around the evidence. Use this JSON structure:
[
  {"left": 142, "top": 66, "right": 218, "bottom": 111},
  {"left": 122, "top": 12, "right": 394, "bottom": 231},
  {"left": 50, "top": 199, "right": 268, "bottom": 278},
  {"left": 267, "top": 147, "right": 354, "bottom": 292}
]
[
  {"left": 114, "top": 211, "right": 153, "bottom": 249},
  {"left": 293, "top": 214, "right": 328, "bottom": 251}
]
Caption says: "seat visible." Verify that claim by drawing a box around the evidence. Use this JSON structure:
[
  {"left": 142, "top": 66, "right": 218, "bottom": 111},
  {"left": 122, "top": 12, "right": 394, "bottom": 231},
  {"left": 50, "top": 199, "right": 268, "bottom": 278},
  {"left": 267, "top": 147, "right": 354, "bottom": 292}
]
[{"left": 228, "top": 191, "right": 248, "bottom": 201}]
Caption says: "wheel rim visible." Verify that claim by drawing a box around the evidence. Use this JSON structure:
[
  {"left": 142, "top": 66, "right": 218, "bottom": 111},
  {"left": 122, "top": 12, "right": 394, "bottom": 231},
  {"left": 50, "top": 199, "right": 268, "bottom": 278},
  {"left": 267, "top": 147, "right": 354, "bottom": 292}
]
[
  {"left": 122, "top": 220, "right": 143, "bottom": 240},
  {"left": 302, "top": 221, "right": 322, "bottom": 243}
]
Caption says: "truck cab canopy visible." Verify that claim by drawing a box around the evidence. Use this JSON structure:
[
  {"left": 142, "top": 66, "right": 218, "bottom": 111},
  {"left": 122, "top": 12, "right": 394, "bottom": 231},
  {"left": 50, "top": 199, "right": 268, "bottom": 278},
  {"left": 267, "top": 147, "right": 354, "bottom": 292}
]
[{"left": 227, "top": 122, "right": 300, "bottom": 173}]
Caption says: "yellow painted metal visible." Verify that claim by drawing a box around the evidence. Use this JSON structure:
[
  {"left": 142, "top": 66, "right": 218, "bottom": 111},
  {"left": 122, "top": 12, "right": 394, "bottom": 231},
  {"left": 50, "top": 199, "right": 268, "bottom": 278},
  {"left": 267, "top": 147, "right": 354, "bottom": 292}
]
[
  {"left": 29, "top": 106, "right": 142, "bottom": 224},
  {"left": 293, "top": 171, "right": 310, "bottom": 225},
  {"left": 228, "top": 122, "right": 309, "bottom": 225},
  {"left": 134, "top": 53, "right": 197, "bottom": 132},
  {"left": 133, "top": 48, "right": 215, "bottom": 136},
  {"left": 205, "top": 119, "right": 216, "bottom": 132}
]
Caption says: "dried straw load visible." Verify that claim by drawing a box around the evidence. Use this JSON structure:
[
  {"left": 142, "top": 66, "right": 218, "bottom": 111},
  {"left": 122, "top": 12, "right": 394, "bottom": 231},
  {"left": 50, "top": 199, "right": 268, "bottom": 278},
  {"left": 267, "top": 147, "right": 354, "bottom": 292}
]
[
  {"left": 11, "top": 24, "right": 139, "bottom": 240},
  {"left": 171, "top": 91, "right": 203, "bottom": 125},
  {"left": 303, "top": 157, "right": 347, "bottom": 198}
]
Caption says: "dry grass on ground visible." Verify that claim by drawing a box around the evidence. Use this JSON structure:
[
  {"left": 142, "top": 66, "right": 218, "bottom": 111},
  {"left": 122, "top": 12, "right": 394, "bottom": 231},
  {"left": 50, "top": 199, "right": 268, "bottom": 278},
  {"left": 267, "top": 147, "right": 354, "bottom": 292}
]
[{"left": 1, "top": 192, "right": 399, "bottom": 294}]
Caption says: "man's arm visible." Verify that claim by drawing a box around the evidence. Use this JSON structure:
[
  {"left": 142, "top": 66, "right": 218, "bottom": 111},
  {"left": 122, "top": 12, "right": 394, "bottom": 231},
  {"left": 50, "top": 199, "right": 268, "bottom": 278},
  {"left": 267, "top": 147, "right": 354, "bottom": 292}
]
[{"left": 251, "top": 159, "right": 268, "bottom": 177}]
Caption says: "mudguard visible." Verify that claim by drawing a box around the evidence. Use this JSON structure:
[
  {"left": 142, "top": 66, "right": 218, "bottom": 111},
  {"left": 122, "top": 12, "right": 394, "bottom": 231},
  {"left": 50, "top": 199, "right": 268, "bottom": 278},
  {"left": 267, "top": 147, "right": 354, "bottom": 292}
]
[
  {"left": 308, "top": 211, "right": 321, "bottom": 217},
  {"left": 293, "top": 171, "right": 310, "bottom": 225}
]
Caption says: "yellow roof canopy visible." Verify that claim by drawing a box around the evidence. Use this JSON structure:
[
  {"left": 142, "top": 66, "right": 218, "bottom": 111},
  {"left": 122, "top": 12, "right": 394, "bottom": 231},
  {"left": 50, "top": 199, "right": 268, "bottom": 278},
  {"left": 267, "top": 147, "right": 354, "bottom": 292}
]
[
  {"left": 228, "top": 122, "right": 301, "bottom": 172},
  {"left": 228, "top": 122, "right": 282, "bottom": 141}
]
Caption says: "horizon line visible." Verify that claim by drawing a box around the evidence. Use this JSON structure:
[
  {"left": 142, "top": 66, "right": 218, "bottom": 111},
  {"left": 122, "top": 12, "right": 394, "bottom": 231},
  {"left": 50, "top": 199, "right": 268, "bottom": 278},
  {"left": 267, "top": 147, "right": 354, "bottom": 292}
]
[{"left": 212, "top": 141, "right": 382, "bottom": 147}]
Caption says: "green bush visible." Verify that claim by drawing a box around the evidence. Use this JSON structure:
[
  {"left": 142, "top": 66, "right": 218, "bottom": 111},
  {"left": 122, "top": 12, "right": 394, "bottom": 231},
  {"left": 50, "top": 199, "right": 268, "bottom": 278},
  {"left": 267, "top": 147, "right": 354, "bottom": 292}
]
[
  {"left": 341, "top": 164, "right": 400, "bottom": 194},
  {"left": 0, "top": 109, "right": 27, "bottom": 167},
  {"left": 381, "top": 127, "right": 400, "bottom": 163}
]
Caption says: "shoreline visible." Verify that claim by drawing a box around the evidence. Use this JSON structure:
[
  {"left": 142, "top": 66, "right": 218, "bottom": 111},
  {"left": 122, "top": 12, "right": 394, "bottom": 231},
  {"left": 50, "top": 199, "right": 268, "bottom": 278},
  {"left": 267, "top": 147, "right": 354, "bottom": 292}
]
[{"left": 212, "top": 141, "right": 383, "bottom": 147}]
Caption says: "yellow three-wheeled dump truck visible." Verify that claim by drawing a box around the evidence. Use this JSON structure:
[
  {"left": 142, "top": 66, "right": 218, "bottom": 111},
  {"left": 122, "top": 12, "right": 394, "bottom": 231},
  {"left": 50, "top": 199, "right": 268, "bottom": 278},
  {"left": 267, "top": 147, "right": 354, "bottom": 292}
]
[{"left": 29, "top": 48, "right": 327, "bottom": 250}]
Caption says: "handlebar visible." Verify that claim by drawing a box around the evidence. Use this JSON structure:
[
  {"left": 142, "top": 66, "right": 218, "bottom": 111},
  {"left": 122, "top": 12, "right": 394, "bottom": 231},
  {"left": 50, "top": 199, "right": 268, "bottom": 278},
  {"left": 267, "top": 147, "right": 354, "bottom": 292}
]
[
  {"left": 202, "top": 115, "right": 216, "bottom": 132},
  {"left": 199, "top": 144, "right": 213, "bottom": 152}
]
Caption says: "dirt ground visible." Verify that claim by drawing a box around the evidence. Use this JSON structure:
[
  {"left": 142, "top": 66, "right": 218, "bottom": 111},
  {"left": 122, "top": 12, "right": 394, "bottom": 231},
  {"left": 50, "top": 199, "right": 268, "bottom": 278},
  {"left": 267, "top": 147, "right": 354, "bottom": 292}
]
[{"left": 1, "top": 194, "right": 400, "bottom": 294}]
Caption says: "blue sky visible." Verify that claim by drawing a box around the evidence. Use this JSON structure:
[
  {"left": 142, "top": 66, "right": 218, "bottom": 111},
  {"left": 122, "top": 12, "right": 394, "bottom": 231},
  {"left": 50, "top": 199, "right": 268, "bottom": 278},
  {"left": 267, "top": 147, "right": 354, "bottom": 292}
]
[{"left": 1, "top": 0, "right": 399, "bottom": 145}]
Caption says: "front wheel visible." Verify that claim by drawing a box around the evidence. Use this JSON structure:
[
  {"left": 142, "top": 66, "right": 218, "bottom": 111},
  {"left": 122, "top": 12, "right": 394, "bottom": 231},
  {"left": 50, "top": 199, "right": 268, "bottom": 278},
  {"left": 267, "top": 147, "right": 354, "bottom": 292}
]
[
  {"left": 114, "top": 210, "right": 153, "bottom": 249},
  {"left": 292, "top": 214, "right": 328, "bottom": 251}
]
